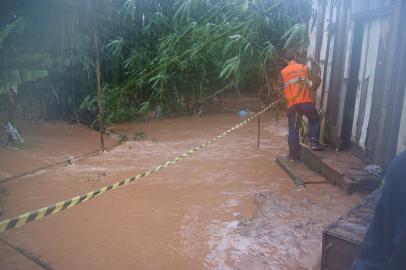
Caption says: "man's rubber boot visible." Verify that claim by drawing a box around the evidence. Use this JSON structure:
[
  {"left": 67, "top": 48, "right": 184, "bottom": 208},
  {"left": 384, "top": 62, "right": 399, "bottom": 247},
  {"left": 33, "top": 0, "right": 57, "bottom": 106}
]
[{"left": 310, "top": 140, "right": 323, "bottom": 151}]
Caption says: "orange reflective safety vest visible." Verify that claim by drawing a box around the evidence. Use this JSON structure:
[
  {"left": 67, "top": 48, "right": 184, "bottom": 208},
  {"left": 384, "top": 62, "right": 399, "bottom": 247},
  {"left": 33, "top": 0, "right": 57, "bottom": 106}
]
[{"left": 280, "top": 61, "right": 314, "bottom": 109}]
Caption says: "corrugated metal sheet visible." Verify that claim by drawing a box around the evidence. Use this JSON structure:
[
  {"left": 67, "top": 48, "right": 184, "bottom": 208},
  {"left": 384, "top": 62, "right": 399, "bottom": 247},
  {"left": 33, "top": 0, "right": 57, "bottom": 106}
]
[
  {"left": 321, "top": 2, "right": 337, "bottom": 110},
  {"left": 307, "top": 0, "right": 318, "bottom": 58},
  {"left": 352, "top": 0, "right": 387, "bottom": 13},
  {"left": 351, "top": 19, "right": 381, "bottom": 149},
  {"left": 307, "top": 0, "right": 320, "bottom": 100},
  {"left": 335, "top": 19, "right": 354, "bottom": 137},
  {"left": 351, "top": 21, "right": 369, "bottom": 143},
  {"left": 397, "top": 85, "right": 406, "bottom": 154},
  {"left": 317, "top": 1, "right": 333, "bottom": 108},
  {"left": 307, "top": 0, "right": 405, "bottom": 166},
  {"left": 359, "top": 19, "right": 381, "bottom": 149}
]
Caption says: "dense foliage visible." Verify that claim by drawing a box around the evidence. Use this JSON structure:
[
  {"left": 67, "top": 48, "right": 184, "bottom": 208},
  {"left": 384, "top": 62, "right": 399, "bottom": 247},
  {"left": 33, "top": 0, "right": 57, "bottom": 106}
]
[{"left": 0, "top": 0, "right": 311, "bottom": 125}]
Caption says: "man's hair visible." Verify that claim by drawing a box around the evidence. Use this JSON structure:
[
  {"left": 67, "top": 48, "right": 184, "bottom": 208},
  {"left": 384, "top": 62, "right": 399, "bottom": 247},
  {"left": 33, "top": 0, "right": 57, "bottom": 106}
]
[{"left": 283, "top": 49, "right": 296, "bottom": 62}]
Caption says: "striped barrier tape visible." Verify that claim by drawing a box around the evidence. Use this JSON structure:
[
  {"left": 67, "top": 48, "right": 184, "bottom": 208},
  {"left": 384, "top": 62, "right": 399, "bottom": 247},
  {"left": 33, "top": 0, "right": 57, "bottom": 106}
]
[{"left": 0, "top": 98, "right": 282, "bottom": 232}]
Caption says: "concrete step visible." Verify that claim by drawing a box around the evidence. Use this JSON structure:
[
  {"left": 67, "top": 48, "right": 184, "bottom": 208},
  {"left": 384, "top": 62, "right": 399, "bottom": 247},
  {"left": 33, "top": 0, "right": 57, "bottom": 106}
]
[
  {"left": 275, "top": 155, "right": 328, "bottom": 187},
  {"left": 322, "top": 191, "right": 379, "bottom": 270},
  {"left": 299, "top": 144, "right": 382, "bottom": 194}
]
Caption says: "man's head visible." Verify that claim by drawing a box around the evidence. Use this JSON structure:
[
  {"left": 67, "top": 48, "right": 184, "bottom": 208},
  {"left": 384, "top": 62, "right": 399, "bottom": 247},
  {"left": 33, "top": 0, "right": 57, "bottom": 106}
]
[{"left": 283, "top": 49, "right": 296, "bottom": 62}]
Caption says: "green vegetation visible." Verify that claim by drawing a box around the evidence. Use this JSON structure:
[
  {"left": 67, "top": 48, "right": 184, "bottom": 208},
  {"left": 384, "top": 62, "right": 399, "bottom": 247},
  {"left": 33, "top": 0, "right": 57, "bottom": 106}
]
[
  {"left": 0, "top": 0, "right": 311, "bottom": 126},
  {"left": 133, "top": 131, "right": 146, "bottom": 141}
]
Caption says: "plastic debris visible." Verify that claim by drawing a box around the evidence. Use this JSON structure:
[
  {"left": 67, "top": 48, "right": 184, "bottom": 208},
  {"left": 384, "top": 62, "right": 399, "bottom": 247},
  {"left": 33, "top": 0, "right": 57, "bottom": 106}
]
[
  {"left": 364, "top": 164, "right": 383, "bottom": 177},
  {"left": 239, "top": 110, "right": 252, "bottom": 118},
  {"left": 4, "top": 122, "right": 25, "bottom": 145}
]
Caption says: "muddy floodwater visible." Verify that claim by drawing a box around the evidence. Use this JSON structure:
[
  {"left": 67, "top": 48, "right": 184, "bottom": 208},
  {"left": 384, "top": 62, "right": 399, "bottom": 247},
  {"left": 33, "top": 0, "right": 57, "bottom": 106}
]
[{"left": 0, "top": 113, "right": 361, "bottom": 269}]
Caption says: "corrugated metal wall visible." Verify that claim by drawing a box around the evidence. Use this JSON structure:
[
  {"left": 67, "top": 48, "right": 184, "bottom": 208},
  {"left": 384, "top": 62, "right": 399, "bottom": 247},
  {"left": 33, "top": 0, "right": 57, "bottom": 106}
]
[
  {"left": 308, "top": 0, "right": 406, "bottom": 166},
  {"left": 351, "top": 19, "right": 381, "bottom": 150},
  {"left": 397, "top": 81, "right": 406, "bottom": 154}
]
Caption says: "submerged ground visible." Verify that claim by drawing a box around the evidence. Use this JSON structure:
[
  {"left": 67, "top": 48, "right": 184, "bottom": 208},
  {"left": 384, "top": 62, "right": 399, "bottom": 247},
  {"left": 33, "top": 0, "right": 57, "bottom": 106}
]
[{"left": 0, "top": 113, "right": 360, "bottom": 269}]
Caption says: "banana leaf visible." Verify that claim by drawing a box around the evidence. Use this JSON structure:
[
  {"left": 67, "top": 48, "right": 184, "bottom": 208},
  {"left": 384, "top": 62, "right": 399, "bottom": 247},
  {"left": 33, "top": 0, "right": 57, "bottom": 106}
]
[{"left": 0, "top": 17, "right": 25, "bottom": 49}]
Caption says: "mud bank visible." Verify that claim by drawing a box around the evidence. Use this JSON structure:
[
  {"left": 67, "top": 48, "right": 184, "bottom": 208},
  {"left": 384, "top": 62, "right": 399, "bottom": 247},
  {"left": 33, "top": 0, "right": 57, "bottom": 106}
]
[{"left": 0, "top": 113, "right": 360, "bottom": 269}]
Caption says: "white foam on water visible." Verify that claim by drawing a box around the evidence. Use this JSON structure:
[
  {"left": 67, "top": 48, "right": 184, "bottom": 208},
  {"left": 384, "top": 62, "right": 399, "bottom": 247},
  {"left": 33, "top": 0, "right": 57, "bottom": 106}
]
[{"left": 205, "top": 219, "right": 271, "bottom": 270}]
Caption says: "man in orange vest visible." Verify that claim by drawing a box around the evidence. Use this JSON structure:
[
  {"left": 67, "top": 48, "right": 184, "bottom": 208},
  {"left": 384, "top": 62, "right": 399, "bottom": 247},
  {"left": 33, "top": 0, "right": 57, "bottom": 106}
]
[{"left": 279, "top": 49, "right": 322, "bottom": 160}]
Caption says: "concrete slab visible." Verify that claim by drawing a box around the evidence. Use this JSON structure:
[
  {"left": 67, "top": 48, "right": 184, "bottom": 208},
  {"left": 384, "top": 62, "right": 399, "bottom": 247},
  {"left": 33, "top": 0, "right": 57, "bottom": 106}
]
[
  {"left": 299, "top": 144, "right": 382, "bottom": 194},
  {"left": 275, "top": 155, "right": 328, "bottom": 187},
  {"left": 275, "top": 156, "right": 304, "bottom": 187}
]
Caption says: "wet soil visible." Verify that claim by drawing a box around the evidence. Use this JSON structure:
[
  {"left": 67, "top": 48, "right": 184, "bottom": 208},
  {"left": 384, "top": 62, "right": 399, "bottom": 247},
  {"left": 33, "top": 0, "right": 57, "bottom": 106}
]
[{"left": 0, "top": 113, "right": 361, "bottom": 269}]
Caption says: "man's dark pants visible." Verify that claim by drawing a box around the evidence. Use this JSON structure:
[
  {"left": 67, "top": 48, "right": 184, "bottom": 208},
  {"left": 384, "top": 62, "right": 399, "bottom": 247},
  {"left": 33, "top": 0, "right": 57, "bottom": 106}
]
[{"left": 287, "top": 102, "right": 320, "bottom": 158}]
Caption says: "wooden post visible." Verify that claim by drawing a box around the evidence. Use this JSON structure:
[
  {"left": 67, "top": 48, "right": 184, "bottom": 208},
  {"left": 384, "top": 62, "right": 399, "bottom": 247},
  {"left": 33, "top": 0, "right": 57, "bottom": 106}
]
[
  {"left": 257, "top": 114, "right": 261, "bottom": 148},
  {"left": 94, "top": 33, "right": 104, "bottom": 152},
  {"left": 257, "top": 92, "right": 262, "bottom": 149},
  {"left": 7, "top": 86, "right": 17, "bottom": 124}
]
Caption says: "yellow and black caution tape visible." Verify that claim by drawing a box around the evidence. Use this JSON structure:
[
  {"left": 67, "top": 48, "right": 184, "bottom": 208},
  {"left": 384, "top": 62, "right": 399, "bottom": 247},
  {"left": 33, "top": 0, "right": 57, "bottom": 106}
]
[{"left": 0, "top": 98, "right": 281, "bottom": 233}]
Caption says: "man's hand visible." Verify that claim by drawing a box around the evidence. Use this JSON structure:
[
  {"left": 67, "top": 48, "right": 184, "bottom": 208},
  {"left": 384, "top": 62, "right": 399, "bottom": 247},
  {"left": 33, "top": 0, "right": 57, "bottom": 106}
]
[
  {"left": 311, "top": 76, "right": 321, "bottom": 92},
  {"left": 278, "top": 73, "right": 284, "bottom": 90}
]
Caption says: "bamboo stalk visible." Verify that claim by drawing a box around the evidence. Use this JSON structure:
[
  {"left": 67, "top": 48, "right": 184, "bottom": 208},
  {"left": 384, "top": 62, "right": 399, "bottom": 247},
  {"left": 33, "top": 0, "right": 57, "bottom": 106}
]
[{"left": 94, "top": 33, "right": 105, "bottom": 152}]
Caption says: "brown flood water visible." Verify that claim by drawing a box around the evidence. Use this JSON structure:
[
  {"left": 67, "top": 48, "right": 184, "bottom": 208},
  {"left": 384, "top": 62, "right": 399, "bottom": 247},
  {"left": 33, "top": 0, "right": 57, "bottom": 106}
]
[
  {"left": 0, "top": 118, "right": 116, "bottom": 180},
  {"left": 0, "top": 113, "right": 361, "bottom": 270}
]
